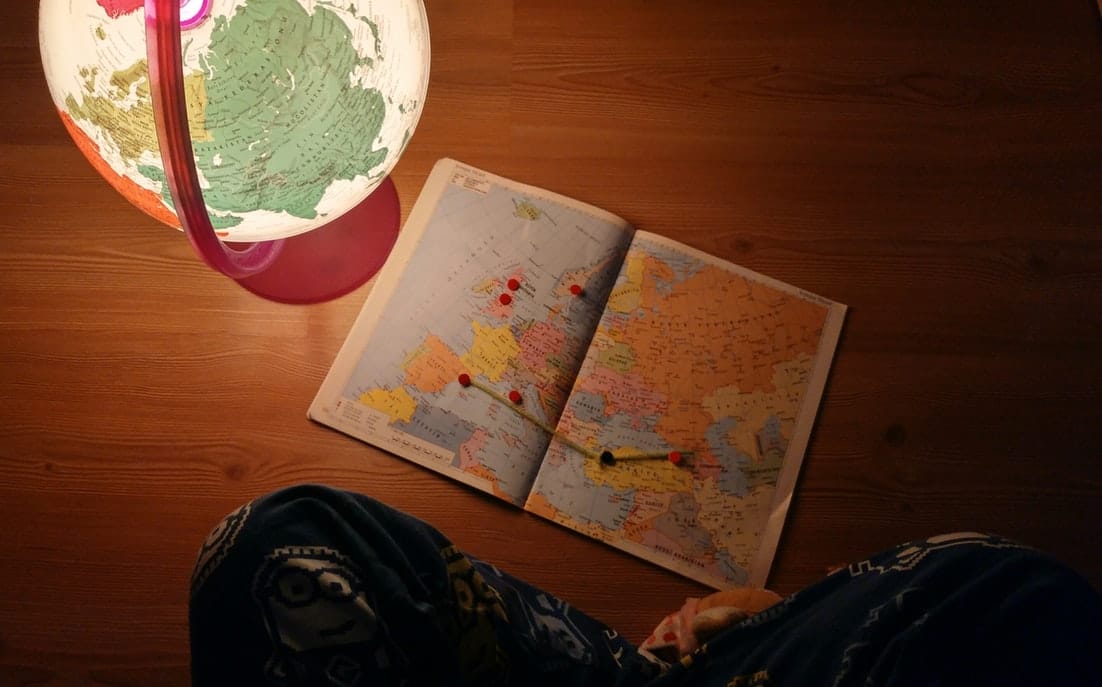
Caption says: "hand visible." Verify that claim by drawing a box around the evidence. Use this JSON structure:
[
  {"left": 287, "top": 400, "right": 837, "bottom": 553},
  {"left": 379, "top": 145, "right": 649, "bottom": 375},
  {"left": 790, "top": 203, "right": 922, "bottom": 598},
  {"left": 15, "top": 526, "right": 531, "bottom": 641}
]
[{"left": 640, "top": 587, "right": 782, "bottom": 662}]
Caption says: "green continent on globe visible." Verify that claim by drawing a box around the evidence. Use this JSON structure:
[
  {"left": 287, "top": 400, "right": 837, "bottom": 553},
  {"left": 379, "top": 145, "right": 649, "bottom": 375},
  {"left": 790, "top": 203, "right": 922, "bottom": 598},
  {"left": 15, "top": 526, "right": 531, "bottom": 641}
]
[
  {"left": 192, "top": 0, "right": 389, "bottom": 220},
  {"left": 66, "top": 0, "right": 390, "bottom": 226},
  {"left": 137, "top": 165, "right": 243, "bottom": 229}
]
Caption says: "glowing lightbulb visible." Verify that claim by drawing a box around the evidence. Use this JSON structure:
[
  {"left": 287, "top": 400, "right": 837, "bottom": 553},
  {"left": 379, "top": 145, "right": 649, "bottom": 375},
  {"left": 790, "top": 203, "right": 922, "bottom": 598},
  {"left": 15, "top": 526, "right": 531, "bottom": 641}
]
[{"left": 180, "top": 0, "right": 211, "bottom": 29}]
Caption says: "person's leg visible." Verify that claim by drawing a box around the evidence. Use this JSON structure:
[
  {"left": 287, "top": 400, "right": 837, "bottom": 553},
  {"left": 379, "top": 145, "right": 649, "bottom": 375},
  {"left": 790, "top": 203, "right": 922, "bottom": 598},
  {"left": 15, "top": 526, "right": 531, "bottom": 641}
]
[
  {"left": 650, "top": 532, "right": 1102, "bottom": 686},
  {"left": 190, "top": 487, "right": 1102, "bottom": 686},
  {"left": 188, "top": 484, "right": 653, "bottom": 686}
]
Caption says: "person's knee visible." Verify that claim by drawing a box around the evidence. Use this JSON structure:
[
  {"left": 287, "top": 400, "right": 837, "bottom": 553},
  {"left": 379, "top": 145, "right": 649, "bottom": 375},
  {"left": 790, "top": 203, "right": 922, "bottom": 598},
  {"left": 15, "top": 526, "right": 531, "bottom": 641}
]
[
  {"left": 188, "top": 484, "right": 442, "bottom": 685},
  {"left": 189, "top": 483, "right": 427, "bottom": 598}
]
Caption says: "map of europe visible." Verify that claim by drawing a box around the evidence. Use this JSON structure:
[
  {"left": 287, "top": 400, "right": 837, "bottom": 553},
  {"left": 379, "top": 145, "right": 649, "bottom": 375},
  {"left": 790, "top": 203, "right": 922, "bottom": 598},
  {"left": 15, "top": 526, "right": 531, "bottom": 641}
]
[
  {"left": 525, "top": 235, "right": 835, "bottom": 586},
  {"left": 314, "top": 159, "right": 846, "bottom": 587},
  {"left": 339, "top": 168, "right": 635, "bottom": 505}
]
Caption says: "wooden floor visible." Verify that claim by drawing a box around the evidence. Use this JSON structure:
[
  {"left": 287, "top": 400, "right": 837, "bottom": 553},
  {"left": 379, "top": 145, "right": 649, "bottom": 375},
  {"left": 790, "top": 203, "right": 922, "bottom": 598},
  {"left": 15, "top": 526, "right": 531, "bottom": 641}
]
[{"left": 3, "top": 1, "right": 1101, "bottom": 683}]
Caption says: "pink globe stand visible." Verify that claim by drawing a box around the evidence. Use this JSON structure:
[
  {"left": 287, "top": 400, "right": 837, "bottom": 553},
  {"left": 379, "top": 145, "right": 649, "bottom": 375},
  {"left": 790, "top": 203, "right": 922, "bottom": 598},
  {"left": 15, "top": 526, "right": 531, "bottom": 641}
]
[
  {"left": 144, "top": 0, "right": 401, "bottom": 304},
  {"left": 230, "top": 179, "right": 400, "bottom": 304}
]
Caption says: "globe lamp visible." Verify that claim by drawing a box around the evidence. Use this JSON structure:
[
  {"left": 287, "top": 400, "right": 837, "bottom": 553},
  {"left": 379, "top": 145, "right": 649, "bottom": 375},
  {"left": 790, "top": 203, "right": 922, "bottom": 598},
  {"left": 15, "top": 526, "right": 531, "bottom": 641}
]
[{"left": 39, "top": 0, "right": 430, "bottom": 303}]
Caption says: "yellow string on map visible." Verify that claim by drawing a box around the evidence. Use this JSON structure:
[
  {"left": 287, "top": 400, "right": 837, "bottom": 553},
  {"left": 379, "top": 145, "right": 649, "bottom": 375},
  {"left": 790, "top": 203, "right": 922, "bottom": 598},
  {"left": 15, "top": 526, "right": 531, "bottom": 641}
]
[{"left": 458, "top": 373, "right": 693, "bottom": 467}]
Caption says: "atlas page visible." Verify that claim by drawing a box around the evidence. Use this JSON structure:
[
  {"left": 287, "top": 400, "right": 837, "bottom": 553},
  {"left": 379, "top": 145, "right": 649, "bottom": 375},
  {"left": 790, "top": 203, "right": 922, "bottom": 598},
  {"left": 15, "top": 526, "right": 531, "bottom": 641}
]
[
  {"left": 310, "top": 159, "right": 636, "bottom": 506},
  {"left": 524, "top": 231, "right": 847, "bottom": 588}
]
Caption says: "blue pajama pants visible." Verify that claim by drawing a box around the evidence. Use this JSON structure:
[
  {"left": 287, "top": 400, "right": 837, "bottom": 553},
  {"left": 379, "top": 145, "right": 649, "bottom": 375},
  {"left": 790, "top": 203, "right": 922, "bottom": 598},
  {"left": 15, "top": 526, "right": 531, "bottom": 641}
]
[{"left": 189, "top": 484, "right": 1102, "bottom": 685}]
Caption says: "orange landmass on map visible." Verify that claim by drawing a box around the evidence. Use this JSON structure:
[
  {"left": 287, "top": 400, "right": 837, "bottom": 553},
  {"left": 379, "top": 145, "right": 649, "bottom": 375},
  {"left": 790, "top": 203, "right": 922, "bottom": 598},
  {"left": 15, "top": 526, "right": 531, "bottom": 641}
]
[
  {"left": 574, "top": 364, "right": 667, "bottom": 418},
  {"left": 404, "top": 335, "right": 465, "bottom": 393},
  {"left": 622, "top": 254, "right": 830, "bottom": 463},
  {"left": 637, "top": 256, "right": 827, "bottom": 391},
  {"left": 523, "top": 490, "right": 560, "bottom": 519},
  {"left": 59, "top": 111, "right": 180, "bottom": 229}
]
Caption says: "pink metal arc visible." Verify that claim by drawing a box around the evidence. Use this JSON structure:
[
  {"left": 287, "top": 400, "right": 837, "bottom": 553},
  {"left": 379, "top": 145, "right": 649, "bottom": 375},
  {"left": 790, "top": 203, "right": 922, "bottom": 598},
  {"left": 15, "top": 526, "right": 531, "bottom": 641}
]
[
  {"left": 145, "top": 0, "right": 281, "bottom": 278},
  {"left": 143, "top": 0, "right": 401, "bottom": 303},
  {"left": 179, "top": 0, "right": 212, "bottom": 29}
]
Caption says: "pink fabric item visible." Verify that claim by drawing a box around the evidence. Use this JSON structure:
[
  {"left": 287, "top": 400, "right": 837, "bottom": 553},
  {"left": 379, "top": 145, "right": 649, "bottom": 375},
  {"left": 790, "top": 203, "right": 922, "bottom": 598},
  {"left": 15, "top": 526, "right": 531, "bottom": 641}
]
[
  {"left": 640, "top": 597, "right": 755, "bottom": 663},
  {"left": 639, "top": 597, "right": 703, "bottom": 661}
]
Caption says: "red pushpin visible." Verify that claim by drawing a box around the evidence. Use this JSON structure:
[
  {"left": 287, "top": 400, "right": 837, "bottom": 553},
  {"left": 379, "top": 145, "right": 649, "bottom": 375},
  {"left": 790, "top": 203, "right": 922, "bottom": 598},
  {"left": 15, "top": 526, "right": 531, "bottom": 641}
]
[
  {"left": 507, "top": 278, "right": 521, "bottom": 291},
  {"left": 569, "top": 284, "right": 584, "bottom": 296},
  {"left": 458, "top": 373, "right": 472, "bottom": 387},
  {"left": 508, "top": 390, "right": 523, "bottom": 404},
  {"left": 667, "top": 451, "right": 683, "bottom": 466},
  {"left": 499, "top": 293, "right": 512, "bottom": 306}
]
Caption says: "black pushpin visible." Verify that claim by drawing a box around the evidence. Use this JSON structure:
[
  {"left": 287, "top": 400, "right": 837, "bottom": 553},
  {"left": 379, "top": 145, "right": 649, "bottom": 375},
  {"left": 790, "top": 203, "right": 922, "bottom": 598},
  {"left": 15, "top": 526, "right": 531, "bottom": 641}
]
[{"left": 599, "top": 450, "right": 616, "bottom": 466}]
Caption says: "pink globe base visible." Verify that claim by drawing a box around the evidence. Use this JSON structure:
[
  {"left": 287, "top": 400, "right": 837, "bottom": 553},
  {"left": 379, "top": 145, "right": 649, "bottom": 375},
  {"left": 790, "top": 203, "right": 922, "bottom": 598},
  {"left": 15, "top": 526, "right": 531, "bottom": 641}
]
[
  {"left": 145, "top": 0, "right": 403, "bottom": 305},
  {"left": 230, "top": 177, "right": 400, "bottom": 305}
]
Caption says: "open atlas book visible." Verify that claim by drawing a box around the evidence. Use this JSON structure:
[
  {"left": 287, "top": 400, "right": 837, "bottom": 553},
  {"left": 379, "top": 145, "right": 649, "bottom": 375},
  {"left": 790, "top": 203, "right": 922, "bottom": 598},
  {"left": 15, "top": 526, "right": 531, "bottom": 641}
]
[{"left": 310, "top": 159, "right": 847, "bottom": 588}]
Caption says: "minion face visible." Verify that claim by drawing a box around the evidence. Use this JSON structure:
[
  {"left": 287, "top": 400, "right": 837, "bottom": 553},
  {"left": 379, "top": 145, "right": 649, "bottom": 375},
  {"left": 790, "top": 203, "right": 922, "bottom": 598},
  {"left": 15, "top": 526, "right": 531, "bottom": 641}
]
[
  {"left": 261, "top": 554, "right": 377, "bottom": 650},
  {"left": 253, "top": 546, "right": 390, "bottom": 684}
]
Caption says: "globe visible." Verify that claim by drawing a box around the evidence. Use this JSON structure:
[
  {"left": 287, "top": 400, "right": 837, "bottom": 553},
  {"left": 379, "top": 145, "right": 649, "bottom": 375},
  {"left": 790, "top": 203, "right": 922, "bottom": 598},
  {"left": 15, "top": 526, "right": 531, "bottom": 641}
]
[{"left": 39, "top": 0, "right": 430, "bottom": 302}]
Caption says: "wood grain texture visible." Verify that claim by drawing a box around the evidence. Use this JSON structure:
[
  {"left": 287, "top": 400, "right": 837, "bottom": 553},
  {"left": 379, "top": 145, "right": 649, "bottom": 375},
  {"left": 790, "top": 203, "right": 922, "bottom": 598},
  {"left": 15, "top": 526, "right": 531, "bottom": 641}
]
[{"left": 2, "top": 1, "right": 1101, "bottom": 683}]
